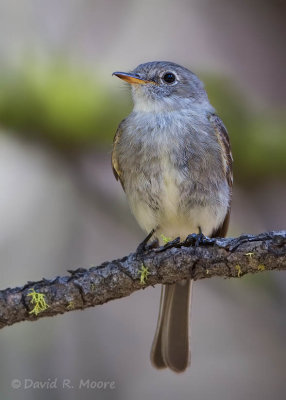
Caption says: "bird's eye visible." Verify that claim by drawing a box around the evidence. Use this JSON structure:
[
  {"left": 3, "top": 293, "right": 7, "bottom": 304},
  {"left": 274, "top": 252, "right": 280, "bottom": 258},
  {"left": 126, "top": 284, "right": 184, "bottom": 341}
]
[{"left": 162, "top": 72, "right": 176, "bottom": 84}]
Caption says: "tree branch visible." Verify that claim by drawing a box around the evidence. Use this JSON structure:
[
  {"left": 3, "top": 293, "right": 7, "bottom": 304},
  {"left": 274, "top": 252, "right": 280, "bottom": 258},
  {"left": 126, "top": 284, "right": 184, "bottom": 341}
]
[{"left": 0, "top": 231, "right": 285, "bottom": 330}]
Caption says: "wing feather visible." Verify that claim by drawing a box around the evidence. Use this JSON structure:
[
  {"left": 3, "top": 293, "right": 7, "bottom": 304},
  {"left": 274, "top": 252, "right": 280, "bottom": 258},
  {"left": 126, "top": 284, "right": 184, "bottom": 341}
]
[
  {"left": 209, "top": 114, "right": 233, "bottom": 237},
  {"left": 209, "top": 114, "right": 233, "bottom": 188},
  {"left": 111, "top": 122, "right": 125, "bottom": 190}
]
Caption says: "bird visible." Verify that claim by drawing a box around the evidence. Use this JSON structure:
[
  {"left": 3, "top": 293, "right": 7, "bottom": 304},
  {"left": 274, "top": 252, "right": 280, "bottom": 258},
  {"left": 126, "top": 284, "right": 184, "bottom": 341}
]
[{"left": 111, "top": 61, "right": 233, "bottom": 373}]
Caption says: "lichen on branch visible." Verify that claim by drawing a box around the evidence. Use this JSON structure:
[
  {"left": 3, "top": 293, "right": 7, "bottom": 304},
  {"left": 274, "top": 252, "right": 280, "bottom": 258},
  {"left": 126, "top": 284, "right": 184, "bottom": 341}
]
[{"left": 0, "top": 230, "right": 285, "bottom": 330}]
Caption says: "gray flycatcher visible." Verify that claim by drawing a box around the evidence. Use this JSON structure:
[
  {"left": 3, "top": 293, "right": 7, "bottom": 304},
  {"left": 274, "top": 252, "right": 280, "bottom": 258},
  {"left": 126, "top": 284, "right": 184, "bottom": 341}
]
[{"left": 112, "top": 61, "right": 233, "bottom": 373}]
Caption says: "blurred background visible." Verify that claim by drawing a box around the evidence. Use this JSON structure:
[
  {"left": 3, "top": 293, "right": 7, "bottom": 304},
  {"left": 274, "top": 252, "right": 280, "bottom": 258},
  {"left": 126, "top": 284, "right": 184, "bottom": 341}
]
[{"left": 0, "top": 0, "right": 285, "bottom": 399}]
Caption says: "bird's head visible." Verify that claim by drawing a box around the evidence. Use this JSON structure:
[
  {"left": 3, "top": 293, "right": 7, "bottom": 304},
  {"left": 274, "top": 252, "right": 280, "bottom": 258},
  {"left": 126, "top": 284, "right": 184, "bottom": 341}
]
[{"left": 113, "top": 61, "right": 211, "bottom": 113}]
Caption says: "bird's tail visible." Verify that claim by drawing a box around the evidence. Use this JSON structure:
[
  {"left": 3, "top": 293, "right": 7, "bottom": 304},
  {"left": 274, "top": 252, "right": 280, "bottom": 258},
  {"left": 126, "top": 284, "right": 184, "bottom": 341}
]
[{"left": 150, "top": 279, "right": 192, "bottom": 372}]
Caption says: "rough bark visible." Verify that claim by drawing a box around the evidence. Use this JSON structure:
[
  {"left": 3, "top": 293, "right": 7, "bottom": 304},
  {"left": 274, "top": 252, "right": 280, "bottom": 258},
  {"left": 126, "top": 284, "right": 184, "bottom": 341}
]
[{"left": 0, "top": 231, "right": 285, "bottom": 330}]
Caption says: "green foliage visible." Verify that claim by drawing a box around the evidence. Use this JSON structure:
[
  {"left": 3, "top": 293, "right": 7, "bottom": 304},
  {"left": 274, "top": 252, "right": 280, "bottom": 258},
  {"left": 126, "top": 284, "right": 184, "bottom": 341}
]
[
  {"left": 0, "top": 61, "right": 129, "bottom": 148},
  {"left": 0, "top": 62, "right": 284, "bottom": 183},
  {"left": 205, "top": 76, "right": 286, "bottom": 183}
]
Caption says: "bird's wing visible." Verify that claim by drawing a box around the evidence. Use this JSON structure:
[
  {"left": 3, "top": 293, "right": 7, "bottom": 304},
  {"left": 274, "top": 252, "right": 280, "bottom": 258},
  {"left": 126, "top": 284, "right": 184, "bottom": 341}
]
[
  {"left": 111, "top": 122, "right": 125, "bottom": 191},
  {"left": 209, "top": 114, "right": 233, "bottom": 237},
  {"left": 209, "top": 113, "right": 233, "bottom": 188}
]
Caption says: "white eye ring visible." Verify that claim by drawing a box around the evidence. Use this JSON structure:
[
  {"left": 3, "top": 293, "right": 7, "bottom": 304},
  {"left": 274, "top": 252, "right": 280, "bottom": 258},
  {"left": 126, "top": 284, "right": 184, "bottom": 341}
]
[{"left": 160, "top": 71, "right": 178, "bottom": 85}]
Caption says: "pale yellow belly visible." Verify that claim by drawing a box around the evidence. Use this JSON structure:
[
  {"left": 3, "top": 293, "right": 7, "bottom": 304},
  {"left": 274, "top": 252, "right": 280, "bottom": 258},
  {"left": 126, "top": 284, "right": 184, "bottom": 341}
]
[{"left": 129, "top": 159, "right": 225, "bottom": 242}]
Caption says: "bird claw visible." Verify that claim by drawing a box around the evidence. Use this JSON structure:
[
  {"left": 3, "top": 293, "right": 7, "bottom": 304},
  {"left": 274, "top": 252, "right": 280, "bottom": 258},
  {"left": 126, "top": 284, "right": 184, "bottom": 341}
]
[
  {"left": 195, "top": 227, "right": 206, "bottom": 247},
  {"left": 136, "top": 229, "right": 156, "bottom": 254}
]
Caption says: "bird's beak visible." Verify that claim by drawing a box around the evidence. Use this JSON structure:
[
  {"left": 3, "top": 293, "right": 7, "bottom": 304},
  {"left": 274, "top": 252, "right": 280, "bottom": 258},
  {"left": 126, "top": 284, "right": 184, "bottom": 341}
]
[{"left": 112, "top": 72, "right": 155, "bottom": 85}]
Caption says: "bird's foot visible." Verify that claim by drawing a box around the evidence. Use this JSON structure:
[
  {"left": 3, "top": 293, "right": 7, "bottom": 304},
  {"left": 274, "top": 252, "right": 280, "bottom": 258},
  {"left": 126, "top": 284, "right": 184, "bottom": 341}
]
[
  {"left": 136, "top": 229, "right": 157, "bottom": 254},
  {"left": 195, "top": 227, "right": 206, "bottom": 247}
]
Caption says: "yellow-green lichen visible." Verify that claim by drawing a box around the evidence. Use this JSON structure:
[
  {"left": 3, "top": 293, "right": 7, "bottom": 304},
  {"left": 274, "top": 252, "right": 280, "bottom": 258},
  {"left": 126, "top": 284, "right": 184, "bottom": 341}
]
[
  {"left": 27, "top": 288, "right": 49, "bottom": 316},
  {"left": 235, "top": 265, "right": 242, "bottom": 277},
  {"left": 245, "top": 252, "right": 254, "bottom": 258},
  {"left": 257, "top": 264, "right": 266, "bottom": 271},
  {"left": 161, "top": 234, "right": 172, "bottom": 244},
  {"left": 90, "top": 283, "right": 96, "bottom": 291},
  {"left": 139, "top": 264, "right": 150, "bottom": 285},
  {"left": 67, "top": 301, "right": 75, "bottom": 310}
]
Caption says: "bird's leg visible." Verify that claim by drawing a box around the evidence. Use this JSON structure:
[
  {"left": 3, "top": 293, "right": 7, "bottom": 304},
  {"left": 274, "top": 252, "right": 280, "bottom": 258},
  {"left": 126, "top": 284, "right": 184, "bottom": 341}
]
[
  {"left": 136, "top": 228, "right": 158, "bottom": 254},
  {"left": 195, "top": 226, "right": 206, "bottom": 247}
]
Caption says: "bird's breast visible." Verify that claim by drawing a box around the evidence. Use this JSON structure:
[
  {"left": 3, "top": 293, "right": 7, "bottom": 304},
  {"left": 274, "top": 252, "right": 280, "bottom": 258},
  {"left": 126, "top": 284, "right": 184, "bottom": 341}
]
[
  {"left": 160, "top": 152, "right": 181, "bottom": 219},
  {"left": 118, "top": 113, "right": 230, "bottom": 238}
]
